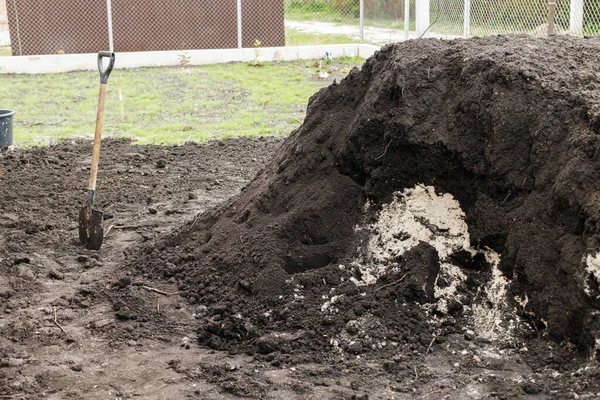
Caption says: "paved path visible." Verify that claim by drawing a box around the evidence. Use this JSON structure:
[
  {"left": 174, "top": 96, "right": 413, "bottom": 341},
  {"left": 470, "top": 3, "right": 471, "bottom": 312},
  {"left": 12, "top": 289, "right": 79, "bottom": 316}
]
[
  {"left": 0, "top": 31, "right": 10, "bottom": 46},
  {"left": 285, "top": 20, "right": 460, "bottom": 45}
]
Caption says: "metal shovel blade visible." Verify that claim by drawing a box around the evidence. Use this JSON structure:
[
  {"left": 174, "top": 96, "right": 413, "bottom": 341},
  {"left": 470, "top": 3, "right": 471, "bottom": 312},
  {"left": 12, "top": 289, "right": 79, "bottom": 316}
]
[{"left": 78, "top": 203, "right": 104, "bottom": 250}]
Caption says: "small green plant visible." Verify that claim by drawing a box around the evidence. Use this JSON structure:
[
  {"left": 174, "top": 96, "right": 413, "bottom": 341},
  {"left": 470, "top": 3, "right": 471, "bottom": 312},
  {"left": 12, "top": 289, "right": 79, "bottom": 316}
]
[
  {"left": 178, "top": 53, "right": 191, "bottom": 68},
  {"left": 252, "top": 39, "right": 262, "bottom": 66}
]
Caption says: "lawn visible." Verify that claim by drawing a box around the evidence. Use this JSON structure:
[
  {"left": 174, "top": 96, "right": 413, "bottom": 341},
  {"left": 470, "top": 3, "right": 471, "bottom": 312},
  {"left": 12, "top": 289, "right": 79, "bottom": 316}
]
[
  {"left": 285, "top": 1, "right": 359, "bottom": 25},
  {"left": 286, "top": 28, "right": 356, "bottom": 45},
  {"left": 0, "top": 57, "right": 364, "bottom": 147},
  {"left": 284, "top": 1, "right": 414, "bottom": 31}
]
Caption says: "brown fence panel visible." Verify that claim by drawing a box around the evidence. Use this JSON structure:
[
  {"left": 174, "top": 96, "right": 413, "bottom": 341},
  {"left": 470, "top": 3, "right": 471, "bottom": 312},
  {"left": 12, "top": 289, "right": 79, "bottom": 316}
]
[
  {"left": 6, "top": 0, "right": 285, "bottom": 56},
  {"left": 6, "top": 0, "right": 109, "bottom": 56},
  {"left": 111, "top": 0, "right": 238, "bottom": 52},
  {"left": 242, "top": 0, "right": 285, "bottom": 48}
]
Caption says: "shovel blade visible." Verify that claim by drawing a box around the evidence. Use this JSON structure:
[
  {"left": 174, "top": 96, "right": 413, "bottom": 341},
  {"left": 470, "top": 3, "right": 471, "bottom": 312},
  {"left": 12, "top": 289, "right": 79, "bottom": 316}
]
[{"left": 79, "top": 203, "right": 104, "bottom": 250}]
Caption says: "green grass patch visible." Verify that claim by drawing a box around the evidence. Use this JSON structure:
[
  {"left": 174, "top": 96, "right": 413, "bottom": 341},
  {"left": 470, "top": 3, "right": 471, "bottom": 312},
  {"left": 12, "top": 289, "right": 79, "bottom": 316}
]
[
  {"left": 286, "top": 27, "right": 357, "bottom": 45},
  {"left": 0, "top": 58, "right": 364, "bottom": 147},
  {"left": 0, "top": 46, "right": 11, "bottom": 57},
  {"left": 584, "top": 23, "right": 600, "bottom": 35},
  {"left": 285, "top": 3, "right": 359, "bottom": 24},
  {"left": 362, "top": 19, "right": 411, "bottom": 30}
]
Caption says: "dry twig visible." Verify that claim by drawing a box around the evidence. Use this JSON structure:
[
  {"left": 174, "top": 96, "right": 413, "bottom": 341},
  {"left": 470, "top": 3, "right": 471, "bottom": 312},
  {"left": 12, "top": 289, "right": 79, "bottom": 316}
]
[
  {"left": 104, "top": 224, "right": 114, "bottom": 238},
  {"left": 375, "top": 139, "right": 393, "bottom": 160},
  {"left": 53, "top": 307, "right": 66, "bottom": 334},
  {"left": 375, "top": 273, "right": 409, "bottom": 292},
  {"left": 113, "top": 223, "right": 156, "bottom": 230},
  {"left": 425, "top": 335, "right": 436, "bottom": 354},
  {"left": 189, "top": 214, "right": 202, "bottom": 232},
  {"left": 142, "top": 285, "right": 178, "bottom": 296}
]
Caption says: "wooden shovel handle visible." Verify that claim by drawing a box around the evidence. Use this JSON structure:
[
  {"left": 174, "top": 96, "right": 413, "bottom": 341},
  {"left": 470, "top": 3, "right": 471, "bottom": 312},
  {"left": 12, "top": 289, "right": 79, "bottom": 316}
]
[{"left": 88, "top": 83, "right": 107, "bottom": 194}]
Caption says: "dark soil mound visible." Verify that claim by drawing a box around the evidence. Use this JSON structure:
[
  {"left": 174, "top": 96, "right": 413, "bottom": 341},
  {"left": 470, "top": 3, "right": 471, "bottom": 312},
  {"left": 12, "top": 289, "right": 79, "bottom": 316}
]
[{"left": 128, "top": 35, "right": 600, "bottom": 358}]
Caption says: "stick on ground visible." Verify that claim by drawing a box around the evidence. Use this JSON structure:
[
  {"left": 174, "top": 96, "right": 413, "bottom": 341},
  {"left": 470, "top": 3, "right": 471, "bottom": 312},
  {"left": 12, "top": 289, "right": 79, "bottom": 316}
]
[
  {"left": 375, "top": 139, "right": 393, "bottom": 160},
  {"left": 104, "top": 224, "right": 114, "bottom": 238},
  {"left": 142, "top": 285, "right": 178, "bottom": 296},
  {"left": 426, "top": 335, "right": 436, "bottom": 354},
  {"left": 113, "top": 223, "right": 157, "bottom": 230},
  {"left": 375, "top": 273, "right": 409, "bottom": 291},
  {"left": 53, "top": 307, "right": 67, "bottom": 334}
]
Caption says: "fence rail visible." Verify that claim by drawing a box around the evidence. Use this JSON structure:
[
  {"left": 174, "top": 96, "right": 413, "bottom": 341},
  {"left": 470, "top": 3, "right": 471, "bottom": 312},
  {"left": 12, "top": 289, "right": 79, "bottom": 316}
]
[{"left": 1, "top": 0, "right": 599, "bottom": 56}]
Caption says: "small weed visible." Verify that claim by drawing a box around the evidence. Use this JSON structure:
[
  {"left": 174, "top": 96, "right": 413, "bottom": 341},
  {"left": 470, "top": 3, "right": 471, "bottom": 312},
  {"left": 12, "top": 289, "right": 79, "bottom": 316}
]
[
  {"left": 251, "top": 39, "right": 262, "bottom": 66},
  {"left": 178, "top": 53, "right": 191, "bottom": 68}
]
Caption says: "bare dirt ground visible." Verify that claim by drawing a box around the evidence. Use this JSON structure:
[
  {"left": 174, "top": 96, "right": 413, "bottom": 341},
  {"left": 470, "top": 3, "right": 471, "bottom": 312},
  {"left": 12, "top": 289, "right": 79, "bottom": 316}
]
[
  {"left": 0, "top": 138, "right": 290, "bottom": 399},
  {"left": 1, "top": 137, "right": 599, "bottom": 400}
]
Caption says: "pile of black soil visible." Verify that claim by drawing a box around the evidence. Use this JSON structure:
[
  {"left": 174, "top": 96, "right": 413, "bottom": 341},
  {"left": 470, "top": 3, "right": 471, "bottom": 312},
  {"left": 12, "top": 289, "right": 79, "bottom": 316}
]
[{"left": 126, "top": 35, "right": 600, "bottom": 361}]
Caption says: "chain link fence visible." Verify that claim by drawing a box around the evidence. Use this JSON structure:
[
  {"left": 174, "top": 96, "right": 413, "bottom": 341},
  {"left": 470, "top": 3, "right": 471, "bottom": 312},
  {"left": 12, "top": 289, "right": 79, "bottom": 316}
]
[
  {"left": 284, "top": 0, "right": 600, "bottom": 46},
  {"left": 1, "top": 0, "right": 13, "bottom": 47},
  {"left": 428, "top": 0, "right": 600, "bottom": 38},
  {"left": 284, "top": 0, "right": 362, "bottom": 45},
  {"left": 1, "top": 0, "right": 600, "bottom": 56}
]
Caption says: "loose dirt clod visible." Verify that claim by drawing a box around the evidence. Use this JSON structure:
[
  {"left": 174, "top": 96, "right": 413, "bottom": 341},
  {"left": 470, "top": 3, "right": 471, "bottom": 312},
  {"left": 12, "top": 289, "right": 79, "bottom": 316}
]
[{"left": 131, "top": 35, "right": 600, "bottom": 363}]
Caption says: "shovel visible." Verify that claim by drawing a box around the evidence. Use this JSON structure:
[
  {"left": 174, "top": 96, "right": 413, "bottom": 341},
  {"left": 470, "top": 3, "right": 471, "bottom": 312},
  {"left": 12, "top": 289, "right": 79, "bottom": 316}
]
[{"left": 79, "top": 51, "right": 115, "bottom": 250}]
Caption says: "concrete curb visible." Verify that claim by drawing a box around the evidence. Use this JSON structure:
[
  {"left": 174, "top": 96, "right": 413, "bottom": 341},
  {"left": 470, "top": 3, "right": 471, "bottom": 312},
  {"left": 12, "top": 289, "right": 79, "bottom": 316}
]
[{"left": 0, "top": 44, "right": 381, "bottom": 74}]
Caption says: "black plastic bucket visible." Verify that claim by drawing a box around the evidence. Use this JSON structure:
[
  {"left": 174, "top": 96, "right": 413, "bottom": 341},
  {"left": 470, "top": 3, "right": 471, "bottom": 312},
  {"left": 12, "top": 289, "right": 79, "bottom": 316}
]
[{"left": 0, "top": 109, "right": 15, "bottom": 148}]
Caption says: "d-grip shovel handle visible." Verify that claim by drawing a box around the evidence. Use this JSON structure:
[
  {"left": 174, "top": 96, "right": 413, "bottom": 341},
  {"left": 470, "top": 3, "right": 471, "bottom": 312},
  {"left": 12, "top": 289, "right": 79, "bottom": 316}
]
[
  {"left": 97, "top": 51, "right": 115, "bottom": 84},
  {"left": 87, "top": 52, "right": 115, "bottom": 204}
]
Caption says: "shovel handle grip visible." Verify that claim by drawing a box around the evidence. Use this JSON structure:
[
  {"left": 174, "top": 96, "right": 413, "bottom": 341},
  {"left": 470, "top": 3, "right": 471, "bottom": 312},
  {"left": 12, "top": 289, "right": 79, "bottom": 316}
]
[{"left": 98, "top": 51, "right": 115, "bottom": 84}]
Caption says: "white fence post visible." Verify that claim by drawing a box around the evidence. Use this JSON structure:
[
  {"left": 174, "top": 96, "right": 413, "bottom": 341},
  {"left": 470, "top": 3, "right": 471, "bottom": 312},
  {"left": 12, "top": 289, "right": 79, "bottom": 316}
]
[
  {"left": 359, "top": 0, "right": 364, "bottom": 44},
  {"left": 570, "top": 0, "right": 584, "bottom": 36},
  {"left": 106, "top": 0, "right": 114, "bottom": 52},
  {"left": 548, "top": 0, "right": 557, "bottom": 36},
  {"left": 404, "top": 0, "right": 410, "bottom": 40},
  {"left": 463, "top": 0, "right": 470, "bottom": 38},
  {"left": 237, "top": 0, "right": 242, "bottom": 48},
  {"left": 416, "top": 0, "right": 430, "bottom": 38}
]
